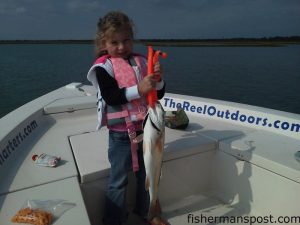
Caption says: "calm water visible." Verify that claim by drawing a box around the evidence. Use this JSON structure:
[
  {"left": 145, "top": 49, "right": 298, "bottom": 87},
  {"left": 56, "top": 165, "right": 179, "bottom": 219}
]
[{"left": 0, "top": 44, "right": 300, "bottom": 118}]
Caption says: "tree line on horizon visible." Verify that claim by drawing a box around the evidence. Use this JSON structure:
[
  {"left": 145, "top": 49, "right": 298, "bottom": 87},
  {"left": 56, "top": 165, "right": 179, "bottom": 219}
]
[
  {"left": 138, "top": 36, "right": 300, "bottom": 42},
  {"left": 0, "top": 36, "right": 299, "bottom": 44}
]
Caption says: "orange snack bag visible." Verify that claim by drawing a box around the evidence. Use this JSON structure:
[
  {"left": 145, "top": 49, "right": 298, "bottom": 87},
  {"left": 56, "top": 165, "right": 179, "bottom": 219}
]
[{"left": 11, "top": 207, "right": 52, "bottom": 225}]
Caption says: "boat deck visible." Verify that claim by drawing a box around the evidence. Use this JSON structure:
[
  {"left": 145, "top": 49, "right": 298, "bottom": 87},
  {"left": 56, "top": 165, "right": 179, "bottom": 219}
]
[
  {"left": 123, "top": 193, "right": 261, "bottom": 225},
  {"left": 163, "top": 194, "right": 256, "bottom": 225},
  {"left": 0, "top": 84, "right": 299, "bottom": 225}
]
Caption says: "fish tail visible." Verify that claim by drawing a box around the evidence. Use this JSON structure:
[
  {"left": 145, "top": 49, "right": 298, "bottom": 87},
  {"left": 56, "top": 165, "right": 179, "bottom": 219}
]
[
  {"left": 145, "top": 176, "right": 150, "bottom": 191},
  {"left": 148, "top": 199, "right": 162, "bottom": 219}
]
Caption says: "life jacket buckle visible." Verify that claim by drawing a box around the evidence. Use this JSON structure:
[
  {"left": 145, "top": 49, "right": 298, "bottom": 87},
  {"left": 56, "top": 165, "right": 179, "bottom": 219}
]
[
  {"left": 128, "top": 131, "right": 136, "bottom": 140},
  {"left": 127, "top": 124, "right": 137, "bottom": 140}
]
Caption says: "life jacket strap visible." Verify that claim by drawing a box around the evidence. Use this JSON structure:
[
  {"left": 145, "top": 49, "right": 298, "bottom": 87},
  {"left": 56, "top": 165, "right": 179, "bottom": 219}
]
[
  {"left": 123, "top": 104, "right": 145, "bottom": 172},
  {"left": 106, "top": 105, "right": 146, "bottom": 121},
  {"left": 106, "top": 110, "right": 129, "bottom": 120}
]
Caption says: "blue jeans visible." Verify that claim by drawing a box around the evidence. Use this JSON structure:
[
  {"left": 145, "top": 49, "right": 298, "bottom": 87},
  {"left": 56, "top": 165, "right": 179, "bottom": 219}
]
[{"left": 103, "top": 130, "right": 149, "bottom": 225}]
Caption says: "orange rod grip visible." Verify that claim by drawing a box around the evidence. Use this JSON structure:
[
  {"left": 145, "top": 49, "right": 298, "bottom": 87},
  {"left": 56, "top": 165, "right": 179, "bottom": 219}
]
[
  {"left": 147, "top": 46, "right": 167, "bottom": 108},
  {"left": 147, "top": 46, "right": 154, "bottom": 75}
]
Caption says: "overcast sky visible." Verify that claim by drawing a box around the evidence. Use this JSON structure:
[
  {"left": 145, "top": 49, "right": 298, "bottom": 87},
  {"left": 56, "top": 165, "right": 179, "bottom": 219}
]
[{"left": 0, "top": 0, "right": 299, "bottom": 40}]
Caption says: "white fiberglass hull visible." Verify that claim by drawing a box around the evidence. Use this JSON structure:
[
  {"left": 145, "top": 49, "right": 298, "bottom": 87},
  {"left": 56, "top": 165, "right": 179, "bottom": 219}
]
[{"left": 0, "top": 83, "right": 299, "bottom": 225}]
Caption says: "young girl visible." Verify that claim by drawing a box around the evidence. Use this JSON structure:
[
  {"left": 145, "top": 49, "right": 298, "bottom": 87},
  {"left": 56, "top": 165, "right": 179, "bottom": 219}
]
[{"left": 87, "top": 11, "right": 167, "bottom": 225}]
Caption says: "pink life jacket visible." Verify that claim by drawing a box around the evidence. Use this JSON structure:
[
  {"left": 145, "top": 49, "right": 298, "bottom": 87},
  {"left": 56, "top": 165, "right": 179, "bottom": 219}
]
[
  {"left": 95, "top": 54, "right": 148, "bottom": 172},
  {"left": 107, "top": 56, "right": 148, "bottom": 127}
]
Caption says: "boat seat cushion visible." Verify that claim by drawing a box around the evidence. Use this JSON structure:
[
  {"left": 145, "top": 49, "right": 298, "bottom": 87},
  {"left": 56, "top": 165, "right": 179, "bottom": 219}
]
[{"left": 69, "top": 126, "right": 217, "bottom": 183}]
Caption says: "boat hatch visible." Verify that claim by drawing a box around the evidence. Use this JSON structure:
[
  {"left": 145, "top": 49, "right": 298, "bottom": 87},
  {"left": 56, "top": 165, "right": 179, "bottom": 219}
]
[
  {"left": 44, "top": 96, "right": 96, "bottom": 114},
  {"left": 220, "top": 130, "right": 300, "bottom": 183}
]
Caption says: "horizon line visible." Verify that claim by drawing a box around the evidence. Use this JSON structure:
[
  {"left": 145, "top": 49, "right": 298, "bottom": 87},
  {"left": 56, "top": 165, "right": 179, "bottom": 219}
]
[{"left": 0, "top": 35, "right": 300, "bottom": 42}]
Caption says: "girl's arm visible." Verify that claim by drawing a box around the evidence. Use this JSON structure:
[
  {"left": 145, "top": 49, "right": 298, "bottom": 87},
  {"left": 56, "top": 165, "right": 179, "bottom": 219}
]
[
  {"left": 157, "top": 82, "right": 166, "bottom": 100},
  {"left": 96, "top": 66, "right": 166, "bottom": 105},
  {"left": 96, "top": 67, "right": 128, "bottom": 105}
]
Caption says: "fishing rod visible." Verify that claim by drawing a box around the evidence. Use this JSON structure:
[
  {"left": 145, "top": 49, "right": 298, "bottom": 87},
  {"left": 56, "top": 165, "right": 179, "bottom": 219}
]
[{"left": 147, "top": 46, "right": 168, "bottom": 108}]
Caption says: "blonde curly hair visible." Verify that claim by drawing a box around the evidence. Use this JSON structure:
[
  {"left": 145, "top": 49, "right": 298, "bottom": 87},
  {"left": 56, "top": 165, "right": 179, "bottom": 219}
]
[{"left": 95, "top": 11, "right": 134, "bottom": 57}]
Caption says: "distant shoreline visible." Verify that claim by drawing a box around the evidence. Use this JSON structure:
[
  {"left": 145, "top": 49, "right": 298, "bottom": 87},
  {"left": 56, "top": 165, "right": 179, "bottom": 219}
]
[{"left": 1, "top": 37, "right": 300, "bottom": 47}]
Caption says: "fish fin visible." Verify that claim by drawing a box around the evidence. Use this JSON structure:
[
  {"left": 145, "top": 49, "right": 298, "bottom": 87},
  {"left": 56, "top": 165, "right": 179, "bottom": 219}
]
[
  {"left": 143, "top": 140, "right": 151, "bottom": 155},
  {"left": 155, "top": 136, "right": 164, "bottom": 153},
  {"left": 145, "top": 176, "right": 150, "bottom": 191},
  {"left": 157, "top": 165, "right": 163, "bottom": 186},
  {"left": 155, "top": 155, "right": 163, "bottom": 184}
]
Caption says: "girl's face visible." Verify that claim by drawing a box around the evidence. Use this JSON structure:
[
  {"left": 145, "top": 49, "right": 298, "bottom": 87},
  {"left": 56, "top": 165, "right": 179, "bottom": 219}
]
[{"left": 105, "top": 31, "right": 133, "bottom": 59}]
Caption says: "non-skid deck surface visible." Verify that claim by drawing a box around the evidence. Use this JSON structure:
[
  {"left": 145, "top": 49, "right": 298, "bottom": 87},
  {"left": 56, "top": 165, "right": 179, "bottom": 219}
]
[{"left": 123, "top": 195, "right": 260, "bottom": 225}]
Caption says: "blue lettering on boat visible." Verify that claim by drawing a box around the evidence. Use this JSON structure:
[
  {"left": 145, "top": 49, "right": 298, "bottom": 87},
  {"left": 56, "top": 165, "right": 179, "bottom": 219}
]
[
  {"left": 163, "top": 97, "right": 299, "bottom": 134},
  {"left": 0, "top": 120, "right": 38, "bottom": 167}
]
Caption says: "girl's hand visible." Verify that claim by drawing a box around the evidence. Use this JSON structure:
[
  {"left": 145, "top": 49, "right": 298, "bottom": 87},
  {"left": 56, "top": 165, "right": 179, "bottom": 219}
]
[
  {"left": 138, "top": 75, "right": 157, "bottom": 96},
  {"left": 137, "top": 62, "right": 164, "bottom": 96},
  {"left": 154, "top": 62, "right": 163, "bottom": 81}
]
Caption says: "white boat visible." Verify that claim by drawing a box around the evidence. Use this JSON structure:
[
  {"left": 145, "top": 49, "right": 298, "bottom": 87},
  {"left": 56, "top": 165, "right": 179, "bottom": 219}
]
[{"left": 0, "top": 82, "right": 299, "bottom": 225}]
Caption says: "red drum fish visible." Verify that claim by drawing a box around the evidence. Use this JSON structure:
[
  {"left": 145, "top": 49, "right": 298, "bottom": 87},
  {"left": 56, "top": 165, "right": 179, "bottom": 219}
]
[{"left": 143, "top": 102, "right": 165, "bottom": 215}]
